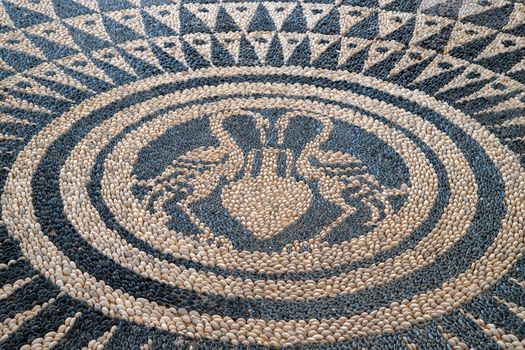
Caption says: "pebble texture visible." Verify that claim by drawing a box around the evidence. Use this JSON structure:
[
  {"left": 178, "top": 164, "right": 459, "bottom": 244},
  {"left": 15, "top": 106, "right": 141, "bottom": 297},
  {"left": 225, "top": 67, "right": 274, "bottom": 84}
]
[{"left": 1, "top": 0, "right": 525, "bottom": 349}]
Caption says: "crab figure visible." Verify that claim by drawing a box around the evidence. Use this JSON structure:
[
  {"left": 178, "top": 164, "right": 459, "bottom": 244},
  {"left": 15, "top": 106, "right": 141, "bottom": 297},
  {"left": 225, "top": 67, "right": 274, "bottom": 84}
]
[
  {"left": 278, "top": 112, "right": 408, "bottom": 237},
  {"left": 135, "top": 109, "right": 408, "bottom": 243}
]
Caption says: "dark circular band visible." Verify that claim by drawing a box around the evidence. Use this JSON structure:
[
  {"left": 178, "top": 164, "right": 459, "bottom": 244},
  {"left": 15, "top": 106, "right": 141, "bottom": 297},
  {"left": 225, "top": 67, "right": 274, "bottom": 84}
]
[{"left": 31, "top": 73, "right": 503, "bottom": 321}]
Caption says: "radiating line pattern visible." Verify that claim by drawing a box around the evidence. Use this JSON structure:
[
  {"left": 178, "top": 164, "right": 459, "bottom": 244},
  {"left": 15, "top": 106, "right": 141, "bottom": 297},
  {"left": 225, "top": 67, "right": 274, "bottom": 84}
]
[{"left": 1, "top": 0, "right": 525, "bottom": 349}]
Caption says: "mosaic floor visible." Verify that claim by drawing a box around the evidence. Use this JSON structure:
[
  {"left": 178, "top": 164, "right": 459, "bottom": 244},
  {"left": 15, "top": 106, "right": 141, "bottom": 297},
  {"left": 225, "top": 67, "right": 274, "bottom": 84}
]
[{"left": 1, "top": 0, "right": 525, "bottom": 349}]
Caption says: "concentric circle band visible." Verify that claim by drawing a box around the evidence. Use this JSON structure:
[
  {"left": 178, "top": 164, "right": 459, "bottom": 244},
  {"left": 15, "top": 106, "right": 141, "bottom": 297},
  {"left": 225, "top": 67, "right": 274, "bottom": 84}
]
[
  {"left": 60, "top": 89, "right": 471, "bottom": 305},
  {"left": 3, "top": 66, "right": 524, "bottom": 347},
  {"left": 64, "top": 95, "right": 438, "bottom": 300}
]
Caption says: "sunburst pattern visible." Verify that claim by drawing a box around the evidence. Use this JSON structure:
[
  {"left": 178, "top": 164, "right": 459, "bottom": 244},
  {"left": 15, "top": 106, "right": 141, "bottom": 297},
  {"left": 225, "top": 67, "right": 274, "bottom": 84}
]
[{"left": 1, "top": 0, "right": 525, "bottom": 349}]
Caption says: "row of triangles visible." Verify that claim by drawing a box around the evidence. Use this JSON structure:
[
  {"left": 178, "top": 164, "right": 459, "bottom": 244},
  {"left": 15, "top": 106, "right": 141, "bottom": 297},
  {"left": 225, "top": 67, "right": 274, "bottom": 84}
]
[
  {"left": 3, "top": 6, "right": 525, "bottom": 84},
  {"left": 2, "top": 0, "right": 523, "bottom": 33},
  {"left": 3, "top": 0, "right": 522, "bottom": 21},
  {"left": 1, "top": 0, "right": 524, "bottom": 78},
  {"left": 2, "top": 31, "right": 524, "bottom": 164},
  {"left": 2, "top": 31, "right": 522, "bottom": 107}
]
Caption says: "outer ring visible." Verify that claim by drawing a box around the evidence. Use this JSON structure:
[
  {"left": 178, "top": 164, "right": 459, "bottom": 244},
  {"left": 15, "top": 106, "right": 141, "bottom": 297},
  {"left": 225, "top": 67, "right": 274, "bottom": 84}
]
[{"left": 3, "top": 67, "right": 524, "bottom": 347}]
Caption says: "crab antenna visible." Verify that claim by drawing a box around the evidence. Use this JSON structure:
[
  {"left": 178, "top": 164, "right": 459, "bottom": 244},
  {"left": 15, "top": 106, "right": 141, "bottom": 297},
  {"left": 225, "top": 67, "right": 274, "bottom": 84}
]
[
  {"left": 250, "top": 112, "right": 270, "bottom": 145},
  {"left": 285, "top": 149, "right": 293, "bottom": 177},
  {"left": 245, "top": 149, "right": 256, "bottom": 178},
  {"left": 275, "top": 112, "right": 293, "bottom": 145}
]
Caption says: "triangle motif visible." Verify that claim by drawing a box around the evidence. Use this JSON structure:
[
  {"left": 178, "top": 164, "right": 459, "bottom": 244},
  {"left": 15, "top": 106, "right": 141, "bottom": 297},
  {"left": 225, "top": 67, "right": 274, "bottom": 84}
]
[
  {"left": 126, "top": 0, "right": 142, "bottom": 8},
  {"left": 148, "top": 36, "right": 187, "bottom": 69},
  {"left": 478, "top": 95, "right": 525, "bottom": 119},
  {"left": 211, "top": 35, "right": 235, "bottom": 66},
  {"left": 180, "top": 5, "right": 211, "bottom": 34},
  {"left": 141, "top": 0, "right": 173, "bottom": 6},
  {"left": 302, "top": 3, "right": 335, "bottom": 31},
  {"left": 0, "top": 113, "right": 34, "bottom": 126},
  {"left": 64, "top": 13, "right": 113, "bottom": 43},
  {"left": 98, "top": 0, "right": 135, "bottom": 12},
  {"left": 183, "top": 33, "right": 213, "bottom": 63},
  {"left": 508, "top": 53, "right": 525, "bottom": 77},
  {"left": 55, "top": 53, "right": 114, "bottom": 86},
  {"left": 467, "top": 4, "right": 513, "bottom": 29},
  {"left": 73, "top": 0, "right": 100, "bottom": 11},
  {"left": 436, "top": 65, "right": 494, "bottom": 95},
  {"left": 338, "top": 37, "right": 372, "bottom": 66},
  {"left": 363, "top": 40, "right": 404, "bottom": 72},
  {"left": 313, "top": 7, "right": 340, "bottom": 35},
  {"left": 419, "top": 0, "right": 463, "bottom": 19},
  {"left": 476, "top": 32, "right": 525, "bottom": 61},
  {"left": 29, "top": 62, "right": 93, "bottom": 93},
  {"left": 0, "top": 4, "right": 15, "bottom": 30},
  {"left": 103, "top": 15, "right": 144, "bottom": 44},
  {"left": 378, "top": 10, "right": 414, "bottom": 38},
  {"left": 0, "top": 48, "right": 44, "bottom": 72},
  {"left": 383, "top": 0, "right": 423, "bottom": 12},
  {"left": 7, "top": 75, "right": 72, "bottom": 104},
  {"left": 280, "top": 4, "right": 307, "bottom": 33},
  {"left": 248, "top": 3, "right": 276, "bottom": 32},
  {"left": 17, "top": 0, "right": 58, "bottom": 18},
  {"left": 3, "top": 1, "right": 53, "bottom": 28},
  {"left": 410, "top": 14, "right": 454, "bottom": 47},
  {"left": 1, "top": 30, "right": 45, "bottom": 60},
  {"left": 118, "top": 40, "right": 163, "bottom": 73},
  {"left": 264, "top": 2, "right": 297, "bottom": 31},
  {"left": 51, "top": 0, "right": 95, "bottom": 19},
  {"left": 458, "top": 0, "right": 511, "bottom": 22},
  {"left": 246, "top": 32, "right": 274, "bottom": 64},
  {"left": 24, "top": 33, "right": 78, "bottom": 60},
  {"left": 215, "top": 32, "right": 242, "bottom": 63},
  {"left": 445, "top": 21, "right": 497, "bottom": 56},
  {"left": 23, "top": 21, "right": 80, "bottom": 52},
  {"left": 141, "top": 10, "right": 177, "bottom": 37},
  {"left": 457, "top": 75, "right": 521, "bottom": 105},
  {"left": 238, "top": 35, "right": 259, "bottom": 66},
  {"left": 309, "top": 34, "right": 339, "bottom": 62},
  {"left": 504, "top": 3, "right": 525, "bottom": 31},
  {"left": 389, "top": 47, "right": 434, "bottom": 76},
  {"left": 287, "top": 36, "right": 310, "bottom": 66},
  {"left": 412, "top": 55, "right": 464, "bottom": 84},
  {"left": 346, "top": 11, "right": 379, "bottom": 39},
  {"left": 221, "top": 3, "right": 258, "bottom": 32},
  {"left": 91, "top": 47, "right": 137, "bottom": 77},
  {"left": 0, "top": 57, "right": 15, "bottom": 75},
  {"left": 378, "top": 0, "right": 396, "bottom": 7},
  {"left": 339, "top": 6, "right": 374, "bottom": 36},
  {"left": 278, "top": 32, "right": 307, "bottom": 62},
  {"left": 0, "top": 95, "right": 51, "bottom": 115},
  {"left": 104, "top": 8, "right": 147, "bottom": 37},
  {"left": 214, "top": 6, "right": 240, "bottom": 33},
  {"left": 184, "top": 3, "right": 220, "bottom": 34},
  {"left": 142, "top": 5, "right": 180, "bottom": 35}
]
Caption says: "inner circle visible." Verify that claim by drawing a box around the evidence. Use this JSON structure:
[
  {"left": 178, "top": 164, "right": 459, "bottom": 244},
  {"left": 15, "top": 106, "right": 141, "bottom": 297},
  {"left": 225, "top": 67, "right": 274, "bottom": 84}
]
[
  {"left": 63, "top": 90, "right": 471, "bottom": 308},
  {"left": 122, "top": 107, "right": 416, "bottom": 253},
  {"left": 94, "top": 94, "right": 441, "bottom": 279}
]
